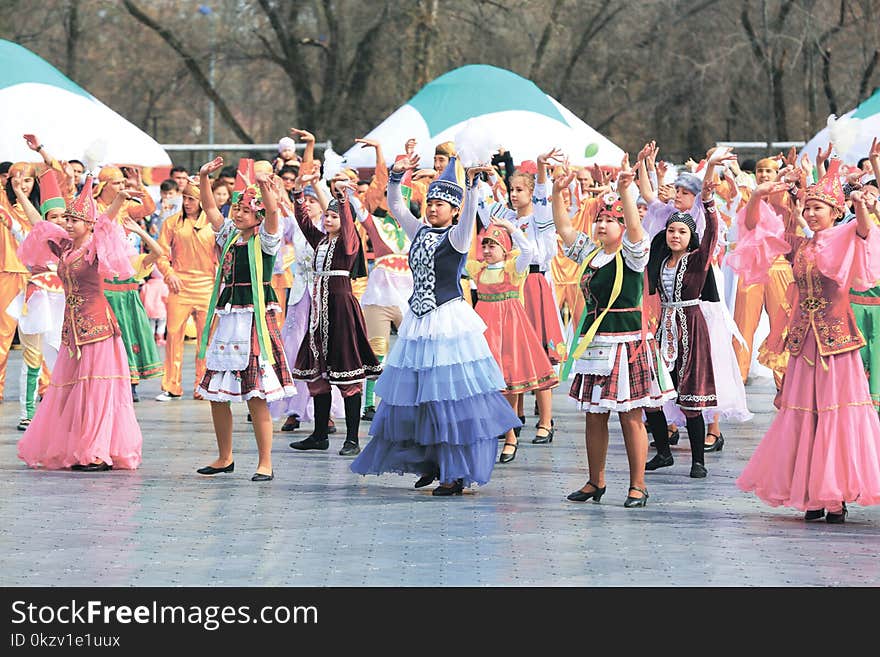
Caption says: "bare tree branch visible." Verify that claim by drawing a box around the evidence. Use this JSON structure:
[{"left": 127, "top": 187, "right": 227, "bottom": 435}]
[{"left": 120, "top": 0, "right": 253, "bottom": 142}]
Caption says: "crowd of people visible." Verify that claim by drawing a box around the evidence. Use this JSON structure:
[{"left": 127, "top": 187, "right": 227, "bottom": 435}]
[{"left": 3, "top": 127, "right": 880, "bottom": 522}]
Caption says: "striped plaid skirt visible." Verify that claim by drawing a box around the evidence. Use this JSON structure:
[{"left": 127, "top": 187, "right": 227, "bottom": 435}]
[{"left": 569, "top": 334, "right": 676, "bottom": 414}]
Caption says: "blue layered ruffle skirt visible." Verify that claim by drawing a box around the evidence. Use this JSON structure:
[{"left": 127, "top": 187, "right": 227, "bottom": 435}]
[{"left": 350, "top": 298, "right": 521, "bottom": 486}]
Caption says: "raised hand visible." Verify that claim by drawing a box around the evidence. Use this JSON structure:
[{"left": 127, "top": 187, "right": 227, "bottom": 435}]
[
  {"left": 294, "top": 172, "right": 319, "bottom": 191},
  {"left": 121, "top": 217, "right": 145, "bottom": 235},
  {"left": 870, "top": 136, "right": 879, "bottom": 160},
  {"left": 708, "top": 146, "right": 737, "bottom": 168},
  {"left": 617, "top": 166, "right": 636, "bottom": 190},
  {"left": 404, "top": 138, "right": 417, "bottom": 155},
  {"left": 199, "top": 157, "right": 224, "bottom": 177},
  {"left": 488, "top": 213, "right": 516, "bottom": 233},
  {"left": 754, "top": 180, "right": 790, "bottom": 198},
  {"left": 553, "top": 167, "right": 576, "bottom": 195},
  {"left": 23, "top": 134, "right": 41, "bottom": 151},
  {"left": 355, "top": 137, "right": 380, "bottom": 149},
  {"left": 392, "top": 153, "right": 420, "bottom": 173},
  {"left": 466, "top": 163, "right": 495, "bottom": 184},
  {"left": 289, "top": 128, "right": 315, "bottom": 143},
  {"left": 784, "top": 146, "right": 797, "bottom": 167},
  {"left": 816, "top": 142, "right": 833, "bottom": 167},
  {"left": 657, "top": 159, "right": 669, "bottom": 181},
  {"left": 537, "top": 148, "right": 564, "bottom": 165},
  {"left": 658, "top": 184, "right": 675, "bottom": 203}
]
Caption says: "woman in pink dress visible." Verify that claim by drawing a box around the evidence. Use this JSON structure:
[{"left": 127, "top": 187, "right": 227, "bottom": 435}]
[
  {"left": 730, "top": 159, "right": 880, "bottom": 523},
  {"left": 17, "top": 177, "right": 143, "bottom": 471}
]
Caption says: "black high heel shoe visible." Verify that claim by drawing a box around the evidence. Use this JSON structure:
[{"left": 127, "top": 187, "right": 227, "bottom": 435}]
[
  {"left": 826, "top": 502, "right": 848, "bottom": 524},
  {"left": 623, "top": 486, "right": 649, "bottom": 508},
  {"left": 196, "top": 462, "right": 234, "bottom": 475},
  {"left": 566, "top": 481, "right": 606, "bottom": 502},
  {"left": 804, "top": 509, "right": 826, "bottom": 522},
  {"left": 704, "top": 432, "right": 724, "bottom": 452},
  {"left": 532, "top": 424, "right": 554, "bottom": 444},
  {"left": 432, "top": 479, "right": 464, "bottom": 496},
  {"left": 514, "top": 415, "right": 525, "bottom": 438},
  {"left": 499, "top": 441, "right": 518, "bottom": 464}
]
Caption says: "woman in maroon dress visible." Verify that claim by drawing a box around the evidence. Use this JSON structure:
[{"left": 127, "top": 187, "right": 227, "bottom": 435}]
[
  {"left": 288, "top": 174, "right": 382, "bottom": 456},
  {"left": 644, "top": 149, "right": 735, "bottom": 479}
]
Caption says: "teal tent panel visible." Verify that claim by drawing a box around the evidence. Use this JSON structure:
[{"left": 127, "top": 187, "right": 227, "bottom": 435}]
[
  {"left": 0, "top": 39, "right": 92, "bottom": 98},
  {"left": 852, "top": 88, "right": 880, "bottom": 119},
  {"left": 408, "top": 64, "right": 568, "bottom": 137}
]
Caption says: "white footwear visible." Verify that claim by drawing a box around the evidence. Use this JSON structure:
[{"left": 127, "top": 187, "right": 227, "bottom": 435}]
[{"left": 155, "top": 391, "right": 181, "bottom": 402}]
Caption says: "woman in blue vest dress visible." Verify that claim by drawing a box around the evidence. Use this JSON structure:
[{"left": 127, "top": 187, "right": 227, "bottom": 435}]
[{"left": 351, "top": 153, "right": 521, "bottom": 496}]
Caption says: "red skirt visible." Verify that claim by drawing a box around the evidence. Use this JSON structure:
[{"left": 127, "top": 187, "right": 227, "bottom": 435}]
[
  {"left": 523, "top": 271, "right": 566, "bottom": 364},
  {"left": 477, "top": 297, "right": 558, "bottom": 394}
]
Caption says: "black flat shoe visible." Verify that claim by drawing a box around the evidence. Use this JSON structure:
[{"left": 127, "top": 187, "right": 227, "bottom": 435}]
[
  {"left": 414, "top": 471, "right": 439, "bottom": 489},
  {"left": 289, "top": 435, "right": 329, "bottom": 451},
  {"left": 650, "top": 428, "right": 679, "bottom": 448},
  {"left": 826, "top": 503, "right": 848, "bottom": 524},
  {"left": 567, "top": 481, "right": 606, "bottom": 502},
  {"left": 72, "top": 461, "right": 112, "bottom": 472},
  {"left": 196, "top": 462, "right": 234, "bottom": 475},
  {"left": 804, "top": 509, "right": 826, "bottom": 522},
  {"left": 432, "top": 479, "right": 464, "bottom": 496},
  {"left": 498, "top": 441, "right": 518, "bottom": 464},
  {"left": 280, "top": 415, "right": 300, "bottom": 431},
  {"left": 704, "top": 432, "right": 724, "bottom": 452},
  {"left": 623, "top": 486, "right": 648, "bottom": 508},
  {"left": 17, "top": 418, "right": 30, "bottom": 431},
  {"left": 645, "top": 453, "right": 674, "bottom": 471},
  {"left": 532, "top": 424, "right": 554, "bottom": 444},
  {"left": 251, "top": 471, "right": 274, "bottom": 482},
  {"left": 338, "top": 440, "right": 361, "bottom": 456},
  {"left": 690, "top": 463, "right": 708, "bottom": 478},
  {"left": 361, "top": 406, "right": 376, "bottom": 421}
]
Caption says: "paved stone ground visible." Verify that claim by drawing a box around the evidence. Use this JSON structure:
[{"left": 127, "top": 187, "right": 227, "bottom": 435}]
[{"left": 1, "top": 342, "right": 878, "bottom": 587}]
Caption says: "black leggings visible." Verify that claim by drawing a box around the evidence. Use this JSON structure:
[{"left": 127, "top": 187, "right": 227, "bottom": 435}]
[{"left": 645, "top": 409, "right": 704, "bottom": 465}]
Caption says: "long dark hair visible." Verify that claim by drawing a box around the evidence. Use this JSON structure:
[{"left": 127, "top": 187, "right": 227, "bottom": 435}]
[
  {"left": 4, "top": 170, "right": 40, "bottom": 210},
  {"left": 646, "top": 227, "right": 718, "bottom": 302}
]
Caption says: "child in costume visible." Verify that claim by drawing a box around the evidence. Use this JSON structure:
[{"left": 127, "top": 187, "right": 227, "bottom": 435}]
[
  {"left": 642, "top": 149, "right": 737, "bottom": 479},
  {"left": 4, "top": 168, "right": 67, "bottom": 430},
  {"left": 287, "top": 173, "right": 382, "bottom": 457},
  {"left": 351, "top": 154, "right": 521, "bottom": 496},
  {"left": 466, "top": 214, "right": 558, "bottom": 464},
  {"left": 195, "top": 157, "right": 296, "bottom": 482},
  {"left": 17, "top": 177, "right": 143, "bottom": 471},
  {"left": 140, "top": 268, "right": 169, "bottom": 346},
  {"left": 731, "top": 159, "right": 880, "bottom": 523}
]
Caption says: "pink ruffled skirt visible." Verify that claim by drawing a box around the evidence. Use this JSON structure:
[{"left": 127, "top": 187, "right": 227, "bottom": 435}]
[
  {"left": 17, "top": 336, "right": 143, "bottom": 470},
  {"left": 737, "top": 332, "right": 880, "bottom": 510}
]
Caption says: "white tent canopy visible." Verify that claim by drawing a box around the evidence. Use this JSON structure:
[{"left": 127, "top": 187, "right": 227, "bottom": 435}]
[
  {"left": 342, "top": 65, "right": 624, "bottom": 169},
  {"left": 0, "top": 39, "right": 171, "bottom": 167},
  {"left": 800, "top": 88, "right": 880, "bottom": 166}
]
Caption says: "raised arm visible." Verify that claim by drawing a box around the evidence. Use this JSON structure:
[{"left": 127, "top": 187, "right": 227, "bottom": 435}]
[
  {"left": 10, "top": 171, "right": 41, "bottom": 225},
  {"left": 450, "top": 165, "right": 493, "bottom": 253},
  {"left": 122, "top": 217, "right": 167, "bottom": 263},
  {"left": 121, "top": 167, "right": 156, "bottom": 220},
  {"left": 256, "top": 172, "right": 278, "bottom": 236},
  {"left": 23, "top": 133, "right": 54, "bottom": 167},
  {"left": 851, "top": 190, "right": 874, "bottom": 240},
  {"left": 356, "top": 137, "right": 388, "bottom": 214},
  {"left": 198, "top": 157, "right": 226, "bottom": 231},
  {"left": 551, "top": 167, "right": 579, "bottom": 247},
  {"left": 870, "top": 137, "right": 880, "bottom": 185},
  {"left": 492, "top": 214, "right": 533, "bottom": 274},
  {"left": 290, "top": 128, "right": 315, "bottom": 175},
  {"left": 617, "top": 163, "right": 645, "bottom": 245},
  {"left": 387, "top": 153, "right": 425, "bottom": 239}
]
